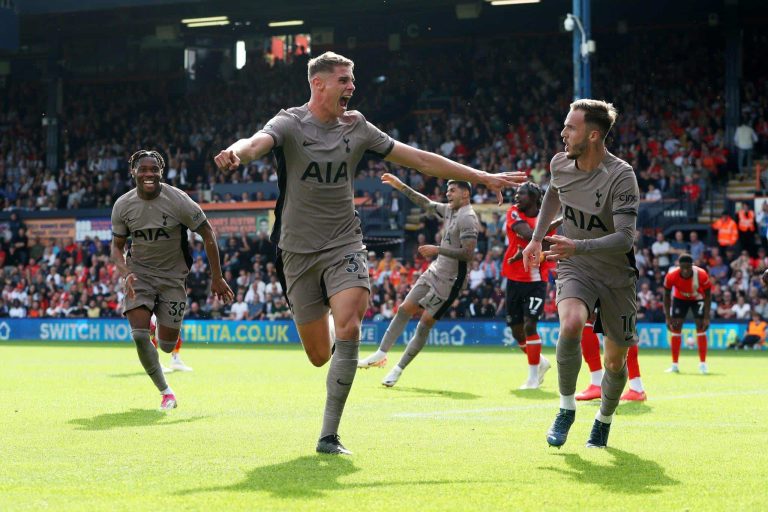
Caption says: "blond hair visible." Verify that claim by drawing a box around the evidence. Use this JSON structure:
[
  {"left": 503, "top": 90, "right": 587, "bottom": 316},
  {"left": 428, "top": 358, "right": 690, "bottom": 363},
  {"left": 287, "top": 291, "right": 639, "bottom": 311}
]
[
  {"left": 570, "top": 99, "right": 618, "bottom": 139},
  {"left": 307, "top": 51, "right": 354, "bottom": 82}
]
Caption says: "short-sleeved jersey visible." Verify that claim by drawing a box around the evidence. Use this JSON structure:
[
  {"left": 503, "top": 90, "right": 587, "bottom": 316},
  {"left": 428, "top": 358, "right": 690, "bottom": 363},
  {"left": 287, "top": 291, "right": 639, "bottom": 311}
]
[
  {"left": 663, "top": 265, "right": 712, "bottom": 300},
  {"left": 425, "top": 202, "right": 479, "bottom": 283},
  {"left": 550, "top": 151, "right": 640, "bottom": 287},
  {"left": 260, "top": 104, "right": 395, "bottom": 254},
  {"left": 502, "top": 204, "right": 554, "bottom": 282},
  {"left": 111, "top": 184, "right": 205, "bottom": 279}
]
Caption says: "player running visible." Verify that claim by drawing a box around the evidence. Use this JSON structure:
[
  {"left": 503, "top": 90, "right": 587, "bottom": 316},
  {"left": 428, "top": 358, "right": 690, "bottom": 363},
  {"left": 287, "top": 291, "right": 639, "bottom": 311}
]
[
  {"left": 358, "top": 174, "right": 479, "bottom": 388},
  {"left": 111, "top": 150, "right": 233, "bottom": 410},
  {"left": 214, "top": 52, "right": 525, "bottom": 455},
  {"left": 523, "top": 99, "right": 640, "bottom": 448}
]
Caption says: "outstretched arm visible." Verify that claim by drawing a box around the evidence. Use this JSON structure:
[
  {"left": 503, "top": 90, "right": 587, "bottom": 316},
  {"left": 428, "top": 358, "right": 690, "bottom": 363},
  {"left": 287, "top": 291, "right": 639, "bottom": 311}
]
[
  {"left": 214, "top": 132, "right": 275, "bottom": 171},
  {"left": 385, "top": 141, "right": 527, "bottom": 205},
  {"left": 381, "top": 172, "right": 438, "bottom": 214}
]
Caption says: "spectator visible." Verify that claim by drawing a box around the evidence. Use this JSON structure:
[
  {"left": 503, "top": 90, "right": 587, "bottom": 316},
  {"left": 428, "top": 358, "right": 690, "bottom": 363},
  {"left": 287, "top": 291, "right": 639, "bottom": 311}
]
[
  {"left": 730, "top": 311, "right": 766, "bottom": 349},
  {"left": 229, "top": 292, "right": 249, "bottom": 320},
  {"left": 712, "top": 211, "right": 738, "bottom": 251},
  {"left": 736, "top": 202, "right": 756, "bottom": 256},
  {"left": 652, "top": 231, "right": 672, "bottom": 273},
  {"left": 688, "top": 231, "right": 706, "bottom": 263},
  {"left": 734, "top": 117, "right": 758, "bottom": 174}
]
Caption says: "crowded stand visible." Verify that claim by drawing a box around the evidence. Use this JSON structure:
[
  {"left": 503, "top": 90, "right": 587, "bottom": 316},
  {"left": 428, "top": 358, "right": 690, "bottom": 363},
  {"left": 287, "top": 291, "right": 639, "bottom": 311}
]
[{"left": 0, "top": 28, "right": 767, "bottom": 341}]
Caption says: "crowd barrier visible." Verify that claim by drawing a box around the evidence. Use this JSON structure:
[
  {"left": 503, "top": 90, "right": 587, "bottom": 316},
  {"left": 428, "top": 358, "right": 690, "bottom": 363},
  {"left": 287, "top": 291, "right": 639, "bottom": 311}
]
[{"left": 0, "top": 319, "right": 748, "bottom": 349}]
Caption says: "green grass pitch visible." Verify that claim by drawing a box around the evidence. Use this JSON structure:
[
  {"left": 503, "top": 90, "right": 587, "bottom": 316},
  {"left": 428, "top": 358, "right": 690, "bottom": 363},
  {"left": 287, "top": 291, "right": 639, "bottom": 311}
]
[{"left": 0, "top": 342, "right": 766, "bottom": 511}]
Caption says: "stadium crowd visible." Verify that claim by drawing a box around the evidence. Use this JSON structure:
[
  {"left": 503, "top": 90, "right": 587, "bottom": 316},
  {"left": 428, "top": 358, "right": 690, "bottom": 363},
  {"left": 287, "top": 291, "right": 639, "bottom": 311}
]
[{"left": 0, "top": 30, "right": 767, "bottom": 332}]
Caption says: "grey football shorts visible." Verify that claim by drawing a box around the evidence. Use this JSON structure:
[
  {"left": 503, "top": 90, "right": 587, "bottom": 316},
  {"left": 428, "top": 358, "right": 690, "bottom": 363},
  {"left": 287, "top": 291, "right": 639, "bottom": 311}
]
[
  {"left": 555, "top": 272, "right": 638, "bottom": 347},
  {"left": 122, "top": 272, "right": 188, "bottom": 328},
  {"left": 405, "top": 271, "right": 465, "bottom": 320},
  {"left": 279, "top": 242, "right": 370, "bottom": 325}
]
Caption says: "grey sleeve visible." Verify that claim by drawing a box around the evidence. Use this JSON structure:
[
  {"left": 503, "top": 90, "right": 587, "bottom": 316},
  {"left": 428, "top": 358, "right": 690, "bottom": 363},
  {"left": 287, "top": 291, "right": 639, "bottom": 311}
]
[
  {"left": 573, "top": 213, "right": 636, "bottom": 255},
  {"left": 361, "top": 118, "right": 395, "bottom": 157},
  {"left": 259, "top": 110, "right": 294, "bottom": 147},
  {"left": 111, "top": 201, "right": 128, "bottom": 237},
  {"left": 429, "top": 202, "right": 448, "bottom": 219},
  {"left": 458, "top": 213, "right": 479, "bottom": 241},
  {"left": 176, "top": 191, "right": 207, "bottom": 230},
  {"left": 532, "top": 185, "right": 561, "bottom": 242}
]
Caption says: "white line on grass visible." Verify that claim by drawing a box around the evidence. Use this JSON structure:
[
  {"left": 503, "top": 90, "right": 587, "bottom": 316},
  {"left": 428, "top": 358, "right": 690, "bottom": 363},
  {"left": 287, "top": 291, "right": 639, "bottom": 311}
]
[{"left": 391, "top": 389, "right": 768, "bottom": 419}]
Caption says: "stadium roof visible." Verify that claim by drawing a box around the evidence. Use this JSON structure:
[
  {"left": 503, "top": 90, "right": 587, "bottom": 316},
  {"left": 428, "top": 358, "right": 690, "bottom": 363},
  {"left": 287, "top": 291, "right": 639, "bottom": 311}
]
[{"left": 7, "top": 0, "right": 768, "bottom": 50}]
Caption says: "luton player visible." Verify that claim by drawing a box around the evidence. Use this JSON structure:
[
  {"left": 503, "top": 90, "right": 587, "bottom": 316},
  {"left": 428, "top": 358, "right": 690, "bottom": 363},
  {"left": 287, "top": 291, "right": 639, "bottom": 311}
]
[
  {"left": 214, "top": 52, "right": 525, "bottom": 455},
  {"left": 663, "top": 253, "right": 712, "bottom": 374},
  {"left": 576, "top": 316, "right": 647, "bottom": 401},
  {"left": 523, "top": 99, "right": 640, "bottom": 448},
  {"left": 111, "top": 150, "right": 233, "bottom": 410},
  {"left": 502, "top": 182, "right": 558, "bottom": 389},
  {"left": 357, "top": 175, "right": 479, "bottom": 388}
]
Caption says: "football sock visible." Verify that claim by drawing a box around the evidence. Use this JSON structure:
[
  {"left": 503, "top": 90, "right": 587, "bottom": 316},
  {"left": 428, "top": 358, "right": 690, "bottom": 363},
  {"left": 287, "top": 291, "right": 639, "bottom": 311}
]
[
  {"left": 556, "top": 332, "right": 582, "bottom": 397},
  {"left": 132, "top": 328, "right": 168, "bottom": 392},
  {"left": 560, "top": 394, "right": 577, "bottom": 411},
  {"left": 596, "top": 411, "right": 613, "bottom": 424},
  {"left": 320, "top": 338, "right": 359, "bottom": 438},
  {"left": 629, "top": 377, "right": 644, "bottom": 393},
  {"left": 157, "top": 336, "right": 176, "bottom": 354},
  {"left": 173, "top": 337, "right": 182, "bottom": 352},
  {"left": 600, "top": 362, "right": 628, "bottom": 418},
  {"left": 397, "top": 322, "right": 431, "bottom": 370},
  {"left": 627, "top": 345, "right": 644, "bottom": 394},
  {"left": 160, "top": 386, "right": 174, "bottom": 395},
  {"left": 525, "top": 335, "right": 542, "bottom": 365},
  {"left": 670, "top": 331, "right": 682, "bottom": 363},
  {"left": 379, "top": 307, "right": 411, "bottom": 352},
  {"left": 697, "top": 331, "right": 708, "bottom": 362},
  {"left": 627, "top": 345, "right": 640, "bottom": 379}
]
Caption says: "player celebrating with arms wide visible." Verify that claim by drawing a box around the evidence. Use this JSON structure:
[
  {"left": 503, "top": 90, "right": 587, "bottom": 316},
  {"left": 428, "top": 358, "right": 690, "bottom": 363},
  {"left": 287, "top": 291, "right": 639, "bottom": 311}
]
[{"left": 214, "top": 52, "right": 525, "bottom": 455}]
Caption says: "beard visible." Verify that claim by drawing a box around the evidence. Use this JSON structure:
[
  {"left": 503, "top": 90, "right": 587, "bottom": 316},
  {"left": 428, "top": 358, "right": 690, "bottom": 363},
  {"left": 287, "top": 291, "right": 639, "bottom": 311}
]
[{"left": 566, "top": 140, "right": 588, "bottom": 160}]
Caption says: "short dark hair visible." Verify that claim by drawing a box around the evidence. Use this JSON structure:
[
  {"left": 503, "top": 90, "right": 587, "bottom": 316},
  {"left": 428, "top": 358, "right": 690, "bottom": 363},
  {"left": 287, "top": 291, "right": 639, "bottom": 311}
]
[
  {"left": 447, "top": 180, "right": 471, "bottom": 193},
  {"left": 129, "top": 150, "right": 165, "bottom": 172},
  {"left": 678, "top": 253, "right": 693, "bottom": 265},
  {"left": 518, "top": 182, "right": 543, "bottom": 208},
  {"left": 570, "top": 99, "right": 618, "bottom": 139}
]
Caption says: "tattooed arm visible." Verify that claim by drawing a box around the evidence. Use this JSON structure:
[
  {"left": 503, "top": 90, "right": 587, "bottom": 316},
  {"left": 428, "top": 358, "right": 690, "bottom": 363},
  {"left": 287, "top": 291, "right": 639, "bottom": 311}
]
[{"left": 381, "top": 172, "right": 439, "bottom": 215}]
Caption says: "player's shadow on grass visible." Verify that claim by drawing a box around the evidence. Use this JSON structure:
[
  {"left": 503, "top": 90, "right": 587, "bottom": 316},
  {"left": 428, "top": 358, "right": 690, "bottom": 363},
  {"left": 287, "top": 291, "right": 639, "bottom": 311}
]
[
  {"left": 68, "top": 409, "right": 207, "bottom": 431},
  {"left": 617, "top": 401, "right": 652, "bottom": 416},
  {"left": 109, "top": 372, "right": 149, "bottom": 379},
  {"left": 509, "top": 389, "right": 558, "bottom": 400},
  {"left": 386, "top": 386, "right": 481, "bottom": 400},
  {"left": 541, "top": 448, "right": 678, "bottom": 495},
  {"left": 179, "top": 455, "right": 490, "bottom": 499}
]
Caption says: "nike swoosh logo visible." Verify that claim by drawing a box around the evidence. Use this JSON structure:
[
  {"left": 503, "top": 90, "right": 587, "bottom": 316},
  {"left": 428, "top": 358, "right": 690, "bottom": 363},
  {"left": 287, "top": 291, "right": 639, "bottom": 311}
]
[
  {"left": 357, "top": 275, "right": 369, "bottom": 280},
  {"left": 336, "top": 379, "right": 352, "bottom": 386},
  {"left": 624, "top": 335, "right": 634, "bottom": 342},
  {"left": 302, "top": 141, "right": 316, "bottom": 146}
]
